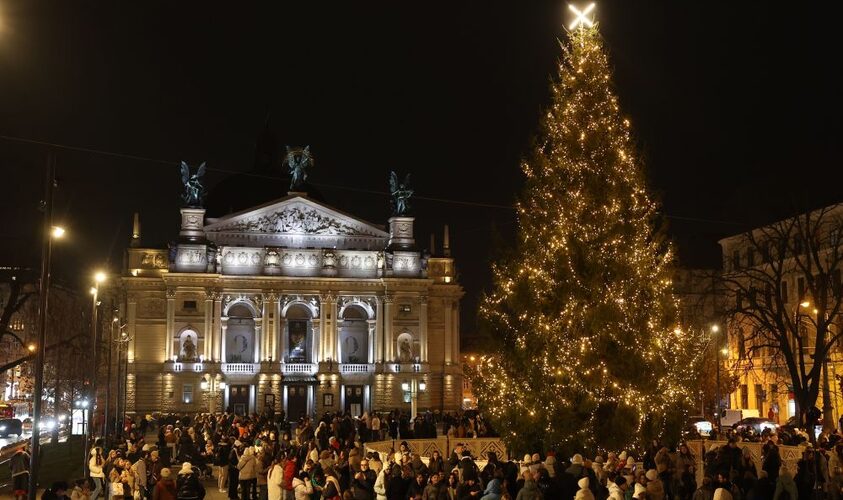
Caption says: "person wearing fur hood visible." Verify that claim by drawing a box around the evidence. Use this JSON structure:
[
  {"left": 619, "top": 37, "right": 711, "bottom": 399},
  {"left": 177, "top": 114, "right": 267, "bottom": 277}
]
[
  {"left": 645, "top": 469, "right": 665, "bottom": 500},
  {"left": 575, "top": 477, "right": 596, "bottom": 500},
  {"left": 607, "top": 476, "right": 627, "bottom": 500}
]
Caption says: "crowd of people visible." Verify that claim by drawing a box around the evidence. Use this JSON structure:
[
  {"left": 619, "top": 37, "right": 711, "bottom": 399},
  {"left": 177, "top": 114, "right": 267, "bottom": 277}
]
[{"left": 17, "top": 409, "right": 843, "bottom": 500}]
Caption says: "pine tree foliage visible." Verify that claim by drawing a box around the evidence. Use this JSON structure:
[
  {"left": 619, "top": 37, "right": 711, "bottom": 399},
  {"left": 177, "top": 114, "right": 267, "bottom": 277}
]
[{"left": 469, "top": 26, "right": 702, "bottom": 454}]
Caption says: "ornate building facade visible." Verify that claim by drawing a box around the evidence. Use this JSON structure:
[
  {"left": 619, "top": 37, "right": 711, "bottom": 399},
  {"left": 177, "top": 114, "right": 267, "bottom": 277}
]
[{"left": 120, "top": 192, "right": 463, "bottom": 418}]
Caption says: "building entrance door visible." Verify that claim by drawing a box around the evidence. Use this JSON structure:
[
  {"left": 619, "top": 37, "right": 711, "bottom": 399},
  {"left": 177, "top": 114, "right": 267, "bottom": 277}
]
[
  {"left": 228, "top": 385, "right": 250, "bottom": 415},
  {"left": 286, "top": 385, "right": 308, "bottom": 421},
  {"left": 345, "top": 385, "right": 364, "bottom": 416}
]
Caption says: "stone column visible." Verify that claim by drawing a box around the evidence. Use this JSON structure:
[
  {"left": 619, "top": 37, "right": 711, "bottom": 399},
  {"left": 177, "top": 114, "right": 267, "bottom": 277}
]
[
  {"left": 318, "top": 296, "right": 327, "bottom": 361},
  {"left": 443, "top": 300, "right": 453, "bottom": 364},
  {"left": 452, "top": 303, "right": 460, "bottom": 364},
  {"left": 166, "top": 287, "right": 176, "bottom": 361},
  {"left": 261, "top": 296, "right": 270, "bottom": 361},
  {"left": 419, "top": 295, "right": 428, "bottom": 363},
  {"left": 374, "top": 296, "right": 383, "bottom": 362},
  {"left": 212, "top": 292, "right": 222, "bottom": 361},
  {"left": 127, "top": 295, "right": 137, "bottom": 363},
  {"left": 271, "top": 293, "right": 281, "bottom": 363},
  {"left": 204, "top": 289, "right": 214, "bottom": 361},
  {"left": 368, "top": 321, "right": 376, "bottom": 364},
  {"left": 321, "top": 294, "right": 337, "bottom": 361},
  {"left": 279, "top": 296, "right": 288, "bottom": 363},
  {"left": 383, "top": 294, "right": 394, "bottom": 363}
]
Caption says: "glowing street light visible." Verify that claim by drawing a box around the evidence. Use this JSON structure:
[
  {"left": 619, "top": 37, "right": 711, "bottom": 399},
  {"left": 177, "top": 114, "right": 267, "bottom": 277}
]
[
  {"left": 94, "top": 271, "right": 106, "bottom": 284},
  {"left": 801, "top": 301, "right": 811, "bottom": 308},
  {"left": 568, "top": 3, "right": 595, "bottom": 30},
  {"left": 50, "top": 226, "right": 65, "bottom": 239},
  {"left": 711, "top": 324, "right": 720, "bottom": 333}
]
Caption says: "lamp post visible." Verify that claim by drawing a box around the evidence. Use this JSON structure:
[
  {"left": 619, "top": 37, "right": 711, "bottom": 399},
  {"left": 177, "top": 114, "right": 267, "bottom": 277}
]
[
  {"left": 85, "top": 271, "right": 105, "bottom": 473},
  {"left": 113, "top": 328, "right": 131, "bottom": 439},
  {"left": 711, "top": 324, "right": 730, "bottom": 436},
  {"left": 401, "top": 378, "right": 427, "bottom": 420},
  {"left": 29, "top": 153, "right": 60, "bottom": 500}
]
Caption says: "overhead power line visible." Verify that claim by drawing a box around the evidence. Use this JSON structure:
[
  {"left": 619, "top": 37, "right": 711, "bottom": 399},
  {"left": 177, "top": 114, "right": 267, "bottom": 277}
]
[{"left": 0, "top": 134, "right": 745, "bottom": 224}]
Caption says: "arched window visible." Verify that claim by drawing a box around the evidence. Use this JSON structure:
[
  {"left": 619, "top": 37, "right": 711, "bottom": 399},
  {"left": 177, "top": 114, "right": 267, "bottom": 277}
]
[
  {"left": 340, "top": 305, "right": 369, "bottom": 364},
  {"left": 226, "top": 304, "right": 255, "bottom": 363}
]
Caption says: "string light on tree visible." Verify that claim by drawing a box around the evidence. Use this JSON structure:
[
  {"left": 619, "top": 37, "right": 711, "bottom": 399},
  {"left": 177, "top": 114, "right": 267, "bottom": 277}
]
[{"left": 466, "top": 9, "right": 702, "bottom": 454}]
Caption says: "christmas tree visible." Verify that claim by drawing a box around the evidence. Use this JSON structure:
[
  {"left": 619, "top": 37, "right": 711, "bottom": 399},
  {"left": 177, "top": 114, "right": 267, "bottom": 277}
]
[{"left": 470, "top": 22, "right": 700, "bottom": 454}]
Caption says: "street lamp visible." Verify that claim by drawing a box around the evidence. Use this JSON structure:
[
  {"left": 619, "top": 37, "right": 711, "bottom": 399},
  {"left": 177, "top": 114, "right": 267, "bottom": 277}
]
[
  {"left": 711, "top": 324, "right": 724, "bottom": 435},
  {"left": 29, "top": 154, "right": 58, "bottom": 500},
  {"left": 85, "top": 270, "right": 106, "bottom": 475}
]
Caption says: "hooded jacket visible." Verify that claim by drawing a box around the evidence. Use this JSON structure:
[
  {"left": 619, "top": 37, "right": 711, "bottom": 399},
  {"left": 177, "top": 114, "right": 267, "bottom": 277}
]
[
  {"left": 89, "top": 448, "right": 105, "bottom": 479},
  {"left": 774, "top": 470, "right": 797, "bottom": 500},
  {"left": 516, "top": 479, "right": 544, "bottom": 500},
  {"left": 237, "top": 448, "right": 258, "bottom": 480}
]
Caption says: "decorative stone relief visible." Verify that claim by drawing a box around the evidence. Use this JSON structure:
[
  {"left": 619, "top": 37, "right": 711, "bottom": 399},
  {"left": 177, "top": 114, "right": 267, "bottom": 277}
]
[
  {"left": 215, "top": 207, "right": 379, "bottom": 236},
  {"left": 223, "top": 294, "right": 263, "bottom": 316}
]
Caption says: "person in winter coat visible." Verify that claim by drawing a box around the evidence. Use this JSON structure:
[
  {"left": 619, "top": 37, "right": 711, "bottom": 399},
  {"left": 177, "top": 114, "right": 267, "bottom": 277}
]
[
  {"left": 516, "top": 471, "right": 544, "bottom": 500},
  {"left": 386, "top": 465, "right": 412, "bottom": 500},
  {"left": 153, "top": 468, "right": 178, "bottom": 500},
  {"left": 176, "top": 463, "right": 205, "bottom": 500},
  {"left": 712, "top": 488, "right": 732, "bottom": 500},
  {"left": 321, "top": 467, "right": 342, "bottom": 500},
  {"left": 238, "top": 447, "right": 259, "bottom": 500},
  {"left": 481, "top": 478, "right": 502, "bottom": 500},
  {"left": 427, "top": 451, "right": 446, "bottom": 478},
  {"left": 256, "top": 450, "right": 272, "bottom": 500},
  {"left": 373, "top": 466, "right": 388, "bottom": 500},
  {"left": 229, "top": 442, "right": 243, "bottom": 500},
  {"left": 773, "top": 466, "right": 797, "bottom": 500},
  {"left": 89, "top": 447, "right": 106, "bottom": 500},
  {"left": 407, "top": 473, "right": 428, "bottom": 499},
  {"left": 456, "top": 474, "right": 482, "bottom": 500},
  {"left": 292, "top": 470, "right": 314, "bottom": 500},
  {"left": 576, "top": 477, "right": 596, "bottom": 500},
  {"left": 692, "top": 477, "right": 714, "bottom": 500},
  {"left": 608, "top": 477, "right": 627, "bottom": 500},
  {"left": 283, "top": 455, "right": 298, "bottom": 499},
  {"left": 645, "top": 470, "right": 665, "bottom": 500},
  {"left": 422, "top": 472, "right": 450, "bottom": 500},
  {"left": 267, "top": 458, "right": 285, "bottom": 500}
]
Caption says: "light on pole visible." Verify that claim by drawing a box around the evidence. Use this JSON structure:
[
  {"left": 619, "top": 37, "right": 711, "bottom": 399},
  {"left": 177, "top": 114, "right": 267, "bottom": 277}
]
[
  {"left": 29, "top": 154, "right": 58, "bottom": 500},
  {"left": 85, "top": 270, "right": 105, "bottom": 475},
  {"left": 711, "top": 324, "right": 724, "bottom": 434}
]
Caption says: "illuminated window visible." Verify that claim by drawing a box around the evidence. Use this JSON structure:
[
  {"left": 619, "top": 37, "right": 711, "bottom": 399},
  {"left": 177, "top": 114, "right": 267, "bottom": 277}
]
[{"left": 183, "top": 384, "right": 193, "bottom": 404}]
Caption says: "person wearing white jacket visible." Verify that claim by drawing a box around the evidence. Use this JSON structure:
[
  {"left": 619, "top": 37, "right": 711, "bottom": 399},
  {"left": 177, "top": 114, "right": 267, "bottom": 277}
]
[
  {"left": 292, "top": 470, "right": 314, "bottom": 500},
  {"left": 373, "top": 466, "right": 388, "bottom": 500},
  {"left": 267, "top": 461, "right": 285, "bottom": 500},
  {"left": 89, "top": 447, "right": 105, "bottom": 500}
]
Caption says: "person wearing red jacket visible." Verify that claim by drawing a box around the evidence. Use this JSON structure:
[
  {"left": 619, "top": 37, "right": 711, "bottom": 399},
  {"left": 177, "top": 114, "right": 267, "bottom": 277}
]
[{"left": 283, "top": 455, "right": 297, "bottom": 499}]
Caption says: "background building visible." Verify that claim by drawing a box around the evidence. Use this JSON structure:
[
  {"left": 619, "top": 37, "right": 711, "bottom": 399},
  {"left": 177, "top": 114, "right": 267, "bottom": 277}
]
[
  {"left": 121, "top": 191, "right": 463, "bottom": 419},
  {"left": 718, "top": 203, "right": 843, "bottom": 426}
]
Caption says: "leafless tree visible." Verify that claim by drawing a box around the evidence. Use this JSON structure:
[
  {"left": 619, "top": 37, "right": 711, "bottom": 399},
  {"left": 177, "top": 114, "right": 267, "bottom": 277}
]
[{"left": 720, "top": 205, "right": 843, "bottom": 428}]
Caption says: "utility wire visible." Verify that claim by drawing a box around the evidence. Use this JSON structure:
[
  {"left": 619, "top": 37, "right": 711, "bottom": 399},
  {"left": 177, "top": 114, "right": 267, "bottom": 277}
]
[{"left": 0, "top": 134, "right": 745, "bottom": 224}]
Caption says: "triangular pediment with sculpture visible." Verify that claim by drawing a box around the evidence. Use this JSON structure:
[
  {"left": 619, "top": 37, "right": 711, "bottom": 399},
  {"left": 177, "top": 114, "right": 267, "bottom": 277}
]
[{"left": 203, "top": 194, "right": 389, "bottom": 248}]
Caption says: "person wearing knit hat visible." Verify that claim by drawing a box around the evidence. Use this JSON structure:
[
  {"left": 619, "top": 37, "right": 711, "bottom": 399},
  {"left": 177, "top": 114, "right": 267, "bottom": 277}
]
[
  {"left": 160, "top": 468, "right": 171, "bottom": 478},
  {"left": 571, "top": 454, "right": 584, "bottom": 465},
  {"left": 575, "top": 477, "right": 595, "bottom": 500},
  {"left": 175, "top": 462, "right": 205, "bottom": 500},
  {"left": 645, "top": 470, "right": 658, "bottom": 482}
]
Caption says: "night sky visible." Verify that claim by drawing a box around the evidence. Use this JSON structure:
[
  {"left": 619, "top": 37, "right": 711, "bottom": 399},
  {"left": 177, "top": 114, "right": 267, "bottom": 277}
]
[{"left": 1, "top": 2, "right": 842, "bottom": 346}]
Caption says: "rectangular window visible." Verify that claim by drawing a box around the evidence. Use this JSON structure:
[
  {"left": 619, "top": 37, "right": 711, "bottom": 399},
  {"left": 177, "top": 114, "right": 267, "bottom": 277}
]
[
  {"left": 740, "top": 384, "right": 749, "bottom": 409},
  {"left": 732, "top": 250, "right": 741, "bottom": 270},
  {"left": 831, "top": 229, "right": 840, "bottom": 247},
  {"left": 182, "top": 384, "right": 193, "bottom": 404},
  {"left": 183, "top": 300, "right": 197, "bottom": 311},
  {"left": 781, "top": 281, "right": 789, "bottom": 303},
  {"left": 747, "top": 248, "right": 755, "bottom": 267},
  {"left": 794, "top": 237, "right": 803, "bottom": 255},
  {"left": 736, "top": 289, "right": 743, "bottom": 309},
  {"left": 755, "top": 384, "right": 764, "bottom": 411},
  {"left": 770, "top": 384, "right": 777, "bottom": 398},
  {"left": 798, "top": 277, "right": 806, "bottom": 300},
  {"left": 761, "top": 242, "right": 771, "bottom": 263}
]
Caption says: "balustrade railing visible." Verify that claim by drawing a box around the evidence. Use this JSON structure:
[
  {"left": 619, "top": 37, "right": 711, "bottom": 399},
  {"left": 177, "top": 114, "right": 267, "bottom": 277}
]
[
  {"left": 221, "top": 363, "right": 256, "bottom": 374},
  {"left": 340, "top": 364, "right": 373, "bottom": 374},
  {"left": 282, "top": 363, "right": 318, "bottom": 375}
]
